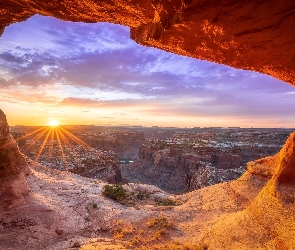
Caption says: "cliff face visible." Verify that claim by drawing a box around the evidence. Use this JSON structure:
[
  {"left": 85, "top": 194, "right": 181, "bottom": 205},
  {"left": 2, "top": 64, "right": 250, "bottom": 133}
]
[
  {"left": 0, "top": 110, "right": 294, "bottom": 248},
  {"left": 68, "top": 151, "right": 122, "bottom": 184},
  {"left": 124, "top": 143, "right": 244, "bottom": 193},
  {"left": 0, "top": 110, "right": 29, "bottom": 204},
  {"left": 1, "top": 1, "right": 295, "bottom": 86},
  {"left": 247, "top": 132, "right": 295, "bottom": 185},
  {"left": 81, "top": 130, "right": 145, "bottom": 160},
  {"left": 205, "top": 131, "right": 295, "bottom": 249}
]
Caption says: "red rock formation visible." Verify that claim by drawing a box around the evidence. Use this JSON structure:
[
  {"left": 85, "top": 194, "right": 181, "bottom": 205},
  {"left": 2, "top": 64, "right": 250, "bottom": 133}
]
[
  {"left": 69, "top": 152, "right": 122, "bottom": 184},
  {"left": 276, "top": 131, "right": 295, "bottom": 184},
  {"left": 247, "top": 131, "right": 295, "bottom": 185},
  {"left": 1, "top": 1, "right": 295, "bottom": 85},
  {"left": 0, "top": 110, "right": 29, "bottom": 204},
  {"left": 125, "top": 143, "right": 244, "bottom": 193},
  {"left": 242, "top": 132, "right": 295, "bottom": 249}
]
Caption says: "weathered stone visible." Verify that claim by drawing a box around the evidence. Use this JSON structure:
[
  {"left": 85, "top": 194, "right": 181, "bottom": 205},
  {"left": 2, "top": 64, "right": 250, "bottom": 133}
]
[
  {"left": 55, "top": 228, "right": 65, "bottom": 235},
  {"left": 0, "top": 109, "right": 29, "bottom": 203},
  {"left": 0, "top": 110, "right": 9, "bottom": 141},
  {"left": 73, "top": 241, "right": 80, "bottom": 248},
  {"left": 2, "top": 217, "right": 12, "bottom": 224},
  {"left": 247, "top": 131, "right": 295, "bottom": 185},
  {"left": 0, "top": 1, "right": 295, "bottom": 85},
  {"left": 276, "top": 131, "right": 295, "bottom": 184},
  {"left": 14, "top": 221, "right": 25, "bottom": 227}
]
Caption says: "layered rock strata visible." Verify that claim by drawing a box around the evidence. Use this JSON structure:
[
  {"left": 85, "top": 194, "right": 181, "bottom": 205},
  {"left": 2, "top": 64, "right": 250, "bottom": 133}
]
[
  {"left": 68, "top": 152, "right": 122, "bottom": 184},
  {"left": 124, "top": 143, "right": 244, "bottom": 193},
  {"left": 0, "top": 110, "right": 294, "bottom": 248}
]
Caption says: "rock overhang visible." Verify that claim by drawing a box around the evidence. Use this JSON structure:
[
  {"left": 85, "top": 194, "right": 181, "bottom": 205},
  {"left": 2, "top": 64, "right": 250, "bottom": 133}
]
[
  {"left": 0, "top": 0, "right": 295, "bottom": 85},
  {"left": 0, "top": 1, "right": 295, "bottom": 186}
]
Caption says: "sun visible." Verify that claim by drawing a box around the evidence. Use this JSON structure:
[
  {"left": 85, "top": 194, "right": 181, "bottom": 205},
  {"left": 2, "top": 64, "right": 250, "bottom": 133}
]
[{"left": 49, "top": 119, "right": 59, "bottom": 127}]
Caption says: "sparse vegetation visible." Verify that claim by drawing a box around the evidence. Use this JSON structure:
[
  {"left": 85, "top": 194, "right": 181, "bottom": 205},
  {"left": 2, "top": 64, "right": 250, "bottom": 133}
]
[
  {"left": 113, "top": 227, "right": 134, "bottom": 239},
  {"left": 156, "top": 242, "right": 208, "bottom": 250},
  {"left": 135, "top": 190, "right": 150, "bottom": 200},
  {"left": 154, "top": 228, "right": 166, "bottom": 239},
  {"left": 155, "top": 197, "right": 177, "bottom": 206},
  {"left": 147, "top": 216, "right": 173, "bottom": 229},
  {"left": 102, "top": 184, "right": 153, "bottom": 207},
  {"left": 102, "top": 184, "right": 127, "bottom": 202},
  {"left": 128, "top": 236, "right": 140, "bottom": 247}
]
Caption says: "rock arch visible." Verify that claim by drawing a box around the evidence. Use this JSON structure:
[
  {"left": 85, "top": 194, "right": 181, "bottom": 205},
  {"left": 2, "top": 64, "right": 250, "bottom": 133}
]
[
  {"left": 1, "top": 1, "right": 295, "bottom": 185},
  {"left": 1, "top": 0, "right": 295, "bottom": 85}
]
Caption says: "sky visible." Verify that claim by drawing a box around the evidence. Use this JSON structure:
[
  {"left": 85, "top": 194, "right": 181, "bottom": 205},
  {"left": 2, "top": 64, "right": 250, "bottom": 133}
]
[{"left": 0, "top": 15, "right": 295, "bottom": 128}]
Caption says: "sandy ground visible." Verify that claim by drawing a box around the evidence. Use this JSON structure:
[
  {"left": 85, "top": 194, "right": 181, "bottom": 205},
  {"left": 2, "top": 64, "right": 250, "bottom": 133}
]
[{"left": 1, "top": 161, "right": 294, "bottom": 249}]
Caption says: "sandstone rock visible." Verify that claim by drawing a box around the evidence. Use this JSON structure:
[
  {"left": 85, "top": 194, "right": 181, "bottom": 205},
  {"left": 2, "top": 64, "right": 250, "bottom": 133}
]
[
  {"left": 0, "top": 110, "right": 9, "bottom": 141},
  {"left": 275, "top": 131, "right": 295, "bottom": 184},
  {"left": 55, "top": 229, "right": 65, "bottom": 235},
  {"left": 69, "top": 157, "right": 122, "bottom": 184},
  {"left": 14, "top": 221, "right": 25, "bottom": 227},
  {"left": 0, "top": 109, "right": 29, "bottom": 203},
  {"left": 1, "top": 1, "right": 295, "bottom": 85},
  {"left": 2, "top": 217, "right": 12, "bottom": 224},
  {"left": 126, "top": 143, "right": 244, "bottom": 193},
  {"left": 247, "top": 131, "right": 295, "bottom": 184},
  {"left": 73, "top": 241, "right": 80, "bottom": 248}
]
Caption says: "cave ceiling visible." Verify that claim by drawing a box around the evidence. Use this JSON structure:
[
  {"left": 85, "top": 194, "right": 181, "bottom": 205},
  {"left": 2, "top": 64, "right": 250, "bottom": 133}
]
[{"left": 1, "top": 0, "right": 295, "bottom": 85}]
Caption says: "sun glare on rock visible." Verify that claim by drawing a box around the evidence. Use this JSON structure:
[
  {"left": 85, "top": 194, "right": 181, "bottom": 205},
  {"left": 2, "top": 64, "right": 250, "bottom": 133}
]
[{"left": 49, "top": 119, "right": 59, "bottom": 127}]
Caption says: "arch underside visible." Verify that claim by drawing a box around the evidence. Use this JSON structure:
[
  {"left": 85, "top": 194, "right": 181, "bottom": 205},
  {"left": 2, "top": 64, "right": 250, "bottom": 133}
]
[
  {"left": 1, "top": 2, "right": 295, "bottom": 248},
  {"left": 1, "top": 0, "right": 295, "bottom": 85}
]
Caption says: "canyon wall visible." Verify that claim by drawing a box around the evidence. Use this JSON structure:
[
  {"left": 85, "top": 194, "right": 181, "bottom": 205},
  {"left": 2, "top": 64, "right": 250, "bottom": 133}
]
[
  {"left": 124, "top": 143, "right": 244, "bottom": 193},
  {"left": 68, "top": 151, "right": 122, "bottom": 184},
  {"left": 1, "top": 1, "right": 295, "bottom": 85}
]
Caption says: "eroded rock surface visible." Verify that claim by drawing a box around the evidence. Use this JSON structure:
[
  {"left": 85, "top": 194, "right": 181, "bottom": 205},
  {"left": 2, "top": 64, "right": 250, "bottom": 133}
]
[
  {"left": 0, "top": 116, "right": 294, "bottom": 248},
  {"left": 0, "top": 110, "right": 29, "bottom": 204},
  {"left": 247, "top": 131, "right": 295, "bottom": 185},
  {"left": 68, "top": 151, "right": 122, "bottom": 184},
  {"left": 1, "top": 0, "right": 295, "bottom": 85}
]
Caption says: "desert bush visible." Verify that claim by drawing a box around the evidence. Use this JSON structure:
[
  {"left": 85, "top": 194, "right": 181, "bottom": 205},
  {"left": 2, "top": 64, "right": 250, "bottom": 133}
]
[
  {"left": 135, "top": 190, "right": 150, "bottom": 200},
  {"left": 102, "top": 184, "right": 127, "bottom": 201},
  {"left": 155, "top": 197, "right": 177, "bottom": 206},
  {"left": 147, "top": 216, "right": 173, "bottom": 229},
  {"left": 157, "top": 242, "right": 208, "bottom": 250}
]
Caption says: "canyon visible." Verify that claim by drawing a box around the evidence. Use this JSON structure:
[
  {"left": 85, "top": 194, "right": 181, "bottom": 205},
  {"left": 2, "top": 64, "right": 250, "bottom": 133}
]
[
  {"left": 1, "top": 0, "right": 295, "bottom": 249},
  {"left": 122, "top": 128, "right": 290, "bottom": 194},
  {"left": 11, "top": 125, "right": 291, "bottom": 195},
  {"left": 1, "top": 109, "right": 295, "bottom": 249}
]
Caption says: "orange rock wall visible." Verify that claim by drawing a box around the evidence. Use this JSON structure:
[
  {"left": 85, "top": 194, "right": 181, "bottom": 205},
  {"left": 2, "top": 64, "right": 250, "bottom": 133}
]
[{"left": 1, "top": 0, "right": 295, "bottom": 85}]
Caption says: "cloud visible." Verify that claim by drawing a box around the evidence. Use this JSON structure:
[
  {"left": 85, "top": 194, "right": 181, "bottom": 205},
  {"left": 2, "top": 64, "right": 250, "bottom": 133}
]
[
  {"left": 59, "top": 97, "right": 157, "bottom": 108},
  {"left": 1, "top": 15, "right": 295, "bottom": 126}
]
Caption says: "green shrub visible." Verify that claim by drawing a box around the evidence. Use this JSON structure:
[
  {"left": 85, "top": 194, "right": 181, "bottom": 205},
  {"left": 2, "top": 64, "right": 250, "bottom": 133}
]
[
  {"left": 92, "top": 203, "right": 98, "bottom": 208},
  {"left": 135, "top": 191, "right": 150, "bottom": 200},
  {"left": 155, "top": 197, "right": 177, "bottom": 206},
  {"left": 147, "top": 216, "right": 173, "bottom": 229},
  {"left": 102, "top": 184, "right": 127, "bottom": 201}
]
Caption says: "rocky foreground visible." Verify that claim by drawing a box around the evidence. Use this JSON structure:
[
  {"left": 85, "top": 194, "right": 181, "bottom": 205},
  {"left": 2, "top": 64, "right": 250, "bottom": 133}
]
[{"left": 1, "top": 110, "right": 295, "bottom": 249}]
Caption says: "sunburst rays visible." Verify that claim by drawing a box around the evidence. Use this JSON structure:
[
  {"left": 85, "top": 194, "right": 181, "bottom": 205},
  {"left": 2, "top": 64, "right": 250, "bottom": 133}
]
[
  {"left": 16, "top": 125, "right": 101, "bottom": 171},
  {"left": 54, "top": 127, "right": 68, "bottom": 170}
]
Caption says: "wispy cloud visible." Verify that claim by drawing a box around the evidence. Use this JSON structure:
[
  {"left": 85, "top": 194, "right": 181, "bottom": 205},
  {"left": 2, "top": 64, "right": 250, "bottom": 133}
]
[{"left": 0, "top": 15, "right": 294, "bottom": 127}]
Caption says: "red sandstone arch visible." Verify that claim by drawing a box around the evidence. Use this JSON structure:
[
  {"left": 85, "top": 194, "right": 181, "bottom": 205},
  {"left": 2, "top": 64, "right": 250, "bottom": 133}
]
[
  {"left": 1, "top": 0, "right": 295, "bottom": 85},
  {"left": 1, "top": 0, "right": 295, "bottom": 184}
]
